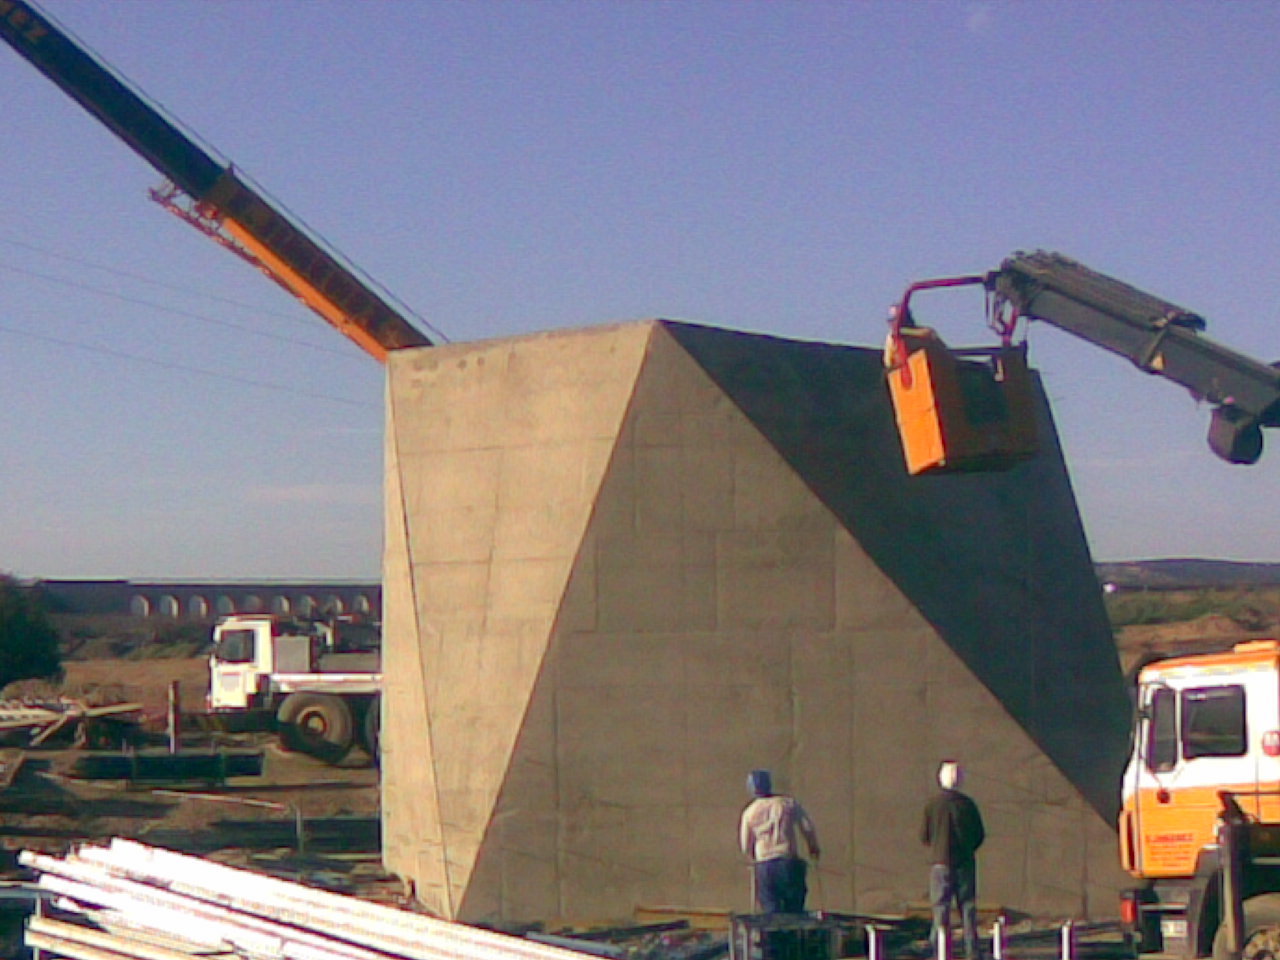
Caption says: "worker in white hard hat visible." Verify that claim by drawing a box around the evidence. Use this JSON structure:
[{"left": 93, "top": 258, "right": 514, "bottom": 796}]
[
  {"left": 921, "top": 761, "right": 986, "bottom": 960},
  {"left": 883, "top": 303, "right": 942, "bottom": 369}
]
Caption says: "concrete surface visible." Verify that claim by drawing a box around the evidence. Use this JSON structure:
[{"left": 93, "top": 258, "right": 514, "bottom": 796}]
[{"left": 380, "top": 320, "right": 1131, "bottom": 925}]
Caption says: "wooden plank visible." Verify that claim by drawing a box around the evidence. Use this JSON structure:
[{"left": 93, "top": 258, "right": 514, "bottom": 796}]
[
  {"left": 28, "top": 712, "right": 74, "bottom": 746},
  {"left": 634, "top": 906, "right": 733, "bottom": 932},
  {"left": 0, "top": 749, "right": 25, "bottom": 791},
  {"left": 80, "top": 702, "right": 143, "bottom": 719},
  {"left": 0, "top": 710, "right": 59, "bottom": 731}
]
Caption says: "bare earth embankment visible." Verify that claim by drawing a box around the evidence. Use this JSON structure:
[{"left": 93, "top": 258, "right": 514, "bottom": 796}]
[{"left": 0, "top": 656, "right": 386, "bottom": 899}]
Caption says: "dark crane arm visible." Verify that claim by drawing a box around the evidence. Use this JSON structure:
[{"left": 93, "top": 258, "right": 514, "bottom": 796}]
[
  {"left": 989, "top": 251, "right": 1280, "bottom": 464},
  {"left": 0, "top": 0, "right": 431, "bottom": 362}
]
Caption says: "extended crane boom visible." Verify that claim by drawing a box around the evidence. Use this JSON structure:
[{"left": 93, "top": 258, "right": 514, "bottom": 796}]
[
  {"left": 886, "top": 250, "right": 1280, "bottom": 474},
  {"left": 990, "top": 251, "right": 1280, "bottom": 465},
  {"left": 0, "top": 0, "right": 432, "bottom": 362}
]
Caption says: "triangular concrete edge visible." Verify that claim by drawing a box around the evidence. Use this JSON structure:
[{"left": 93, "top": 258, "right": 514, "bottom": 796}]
[
  {"left": 458, "top": 320, "right": 735, "bottom": 922},
  {"left": 380, "top": 324, "right": 655, "bottom": 918},
  {"left": 381, "top": 363, "right": 450, "bottom": 913}
]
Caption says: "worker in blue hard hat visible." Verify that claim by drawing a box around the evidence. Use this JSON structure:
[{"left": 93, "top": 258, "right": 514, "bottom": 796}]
[{"left": 739, "top": 769, "right": 821, "bottom": 914}]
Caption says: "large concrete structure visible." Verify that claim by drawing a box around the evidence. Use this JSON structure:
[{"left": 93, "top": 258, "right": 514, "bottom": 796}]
[{"left": 380, "top": 320, "right": 1132, "bottom": 926}]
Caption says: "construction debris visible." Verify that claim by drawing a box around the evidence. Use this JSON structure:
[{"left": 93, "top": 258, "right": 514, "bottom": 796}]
[
  {"left": 20, "top": 838, "right": 632, "bottom": 960},
  {"left": 0, "top": 749, "right": 25, "bottom": 792},
  {"left": 0, "top": 698, "right": 141, "bottom": 750},
  {"left": 539, "top": 923, "right": 730, "bottom": 960}
]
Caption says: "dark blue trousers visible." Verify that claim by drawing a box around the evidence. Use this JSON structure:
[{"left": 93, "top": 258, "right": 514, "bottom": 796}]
[
  {"left": 930, "top": 861, "right": 981, "bottom": 959},
  {"left": 754, "top": 858, "right": 808, "bottom": 913}
]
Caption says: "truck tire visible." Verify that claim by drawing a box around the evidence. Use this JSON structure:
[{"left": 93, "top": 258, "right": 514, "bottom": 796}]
[
  {"left": 1213, "top": 893, "right": 1280, "bottom": 960},
  {"left": 277, "top": 693, "right": 354, "bottom": 763},
  {"left": 362, "top": 694, "right": 381, "bottom": 764}
]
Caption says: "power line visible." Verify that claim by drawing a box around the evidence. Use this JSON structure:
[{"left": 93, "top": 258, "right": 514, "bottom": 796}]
[
  {"left": 0, "top": 261, "right": 356, "bottom": 358},
  {"left": 0, "top": 321, "right": 379, "bottom": 410},
  {"left": 0, "top": 235, "right": 311, "bottom": 325},
  {"left": 1, "top": 232, "right": 450, "bottom": 349}
]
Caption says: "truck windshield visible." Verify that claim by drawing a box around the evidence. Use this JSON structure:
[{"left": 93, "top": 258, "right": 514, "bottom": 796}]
[
  {"left": 1182, "top": 685, "right": 1246, "bottom": 760},
  {"left": 214, "top": 629, "right": 255, "bottom": 664}
]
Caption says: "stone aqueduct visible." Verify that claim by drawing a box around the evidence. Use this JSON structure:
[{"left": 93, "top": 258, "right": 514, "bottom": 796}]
[{"left": 38, "top": 580, "right": 381, "bottom": 621}]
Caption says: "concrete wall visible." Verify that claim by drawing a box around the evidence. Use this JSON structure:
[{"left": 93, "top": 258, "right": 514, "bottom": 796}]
[{"left": 381, "top": 320, "right": 1132, "bottom": 926}]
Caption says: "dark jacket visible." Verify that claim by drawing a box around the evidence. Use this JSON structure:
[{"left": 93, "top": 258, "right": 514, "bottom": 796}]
[{"left": 921, "top": 789, "right": 985, "bottom": 866}]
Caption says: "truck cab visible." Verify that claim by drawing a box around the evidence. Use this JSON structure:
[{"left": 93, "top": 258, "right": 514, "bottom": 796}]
[
  {"left": 206, "top": 614, "right": 381, "bottom": 763},
  {"left": 1122, "top": 640, "right": 1280, "bottom": 956},
  {"left": 208, "top": 614, "right": 332, "bottom": 712}
]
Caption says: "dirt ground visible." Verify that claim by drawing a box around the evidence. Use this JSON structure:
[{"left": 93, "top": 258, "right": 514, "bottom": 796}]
[
  {"left": 9, "top": 626, "right": 1256, "bottom": 869},
  {"left": 0, "top": 625, "right": 1257, "bottom": 948},
  {"left": 61, "top": 656, "right": 212, "bottom": 714},
  {"left": 0, "top": 657, "right": 386, "bottom": 900},
  {"left": 1114, "top": 613, "right": 1276, "bottom": 675}
]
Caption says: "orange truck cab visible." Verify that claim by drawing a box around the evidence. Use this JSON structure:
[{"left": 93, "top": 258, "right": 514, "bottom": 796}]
[{"left": 1121, "top": 640, "right": 1280, "bottom": 957}]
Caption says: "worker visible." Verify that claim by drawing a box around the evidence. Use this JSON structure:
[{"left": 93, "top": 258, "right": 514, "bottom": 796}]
[
  {"left": 883, "top": 304, "right": 943, "bottom": 369},
  {"left": 739, "top": 769, "right": 821, "bottom": 914},
  {"left": 921, "top": 760, "right": 986, "bottom": 960}
]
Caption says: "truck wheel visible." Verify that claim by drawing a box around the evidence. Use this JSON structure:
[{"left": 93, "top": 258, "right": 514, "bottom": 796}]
[
  {"left": 277, "top": 693, "right": 354, "bottom": 763},
  {"left": 362, "top": 694, "right": 381, "bottom": 764},
  {"left": 1213, "top": 893, "right": 1280, "bottom": 960}
]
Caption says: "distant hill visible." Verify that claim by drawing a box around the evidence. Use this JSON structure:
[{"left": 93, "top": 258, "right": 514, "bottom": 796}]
[{"left": 1097, "top": 559, "right": 1280, "bottom": 590}]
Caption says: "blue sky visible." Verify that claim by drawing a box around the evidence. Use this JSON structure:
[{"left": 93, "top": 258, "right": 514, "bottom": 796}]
[{"left": 2, "top": 0, "right": 1279, "bottom": 579}]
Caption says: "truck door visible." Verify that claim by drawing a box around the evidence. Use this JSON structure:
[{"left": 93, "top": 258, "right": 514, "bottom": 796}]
[
  {"left": 1133, "top": 680, "right": 1252, "bottom": 877},
  {"left": 1130, "top": 683, "right": 1180, "bottom": 877},
  {"left": 1181, "top": 683, "right": 1252, "bottom": 810},
  {"left": 209, "top": 626, "right": 262, "bottom": 710}
]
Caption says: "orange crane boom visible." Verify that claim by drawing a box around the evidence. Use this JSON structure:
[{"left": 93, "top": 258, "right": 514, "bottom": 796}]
[{"left": 0, "top": 0, "right": 432, "bottom": 362}]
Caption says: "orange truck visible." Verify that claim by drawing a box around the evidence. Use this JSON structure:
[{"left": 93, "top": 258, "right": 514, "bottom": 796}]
[{"left": 1121, "top": 640, "right": 1280, "bottom": 959}]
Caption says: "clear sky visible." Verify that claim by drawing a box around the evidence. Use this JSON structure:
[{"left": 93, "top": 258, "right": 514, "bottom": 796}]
[{"left": 3, "top": 0, "right": 1279, "bottom": 580}]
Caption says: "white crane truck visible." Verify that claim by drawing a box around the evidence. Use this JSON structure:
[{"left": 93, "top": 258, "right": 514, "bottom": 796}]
[{"left": 207, "top": 614, "right": 381, "bottom": 764}]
